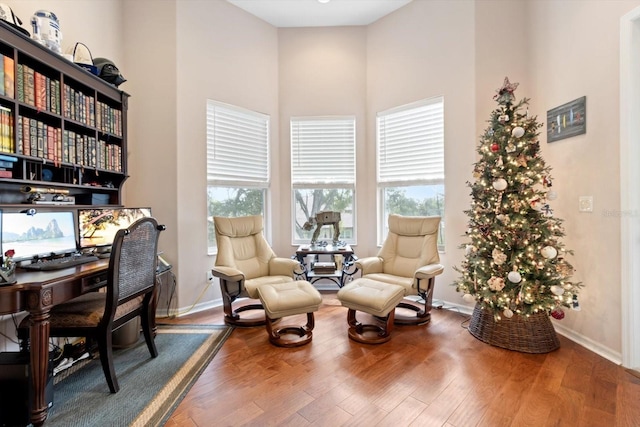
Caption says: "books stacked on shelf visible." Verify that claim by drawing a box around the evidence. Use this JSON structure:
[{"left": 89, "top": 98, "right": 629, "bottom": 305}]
[
  {"left": 17, "top": 116, "right": 61, "bottom": 161},
  {"left": 0, "top": 153, "right": 17, "bottom": 178},
  {"left": 96, "top": 101, "right": 122, "bottom": 137},
  {"left": 62, "top": 84, "right": 94, "bottom": 127},
  {"left": 0, "top": 106, "right": 13, "bottom": 153},
  {"left": 15, "top": 64, "right": 60, "bottom": 114},
  {"left": 313, "top": 261, "right": 336, "bottom": 274}
]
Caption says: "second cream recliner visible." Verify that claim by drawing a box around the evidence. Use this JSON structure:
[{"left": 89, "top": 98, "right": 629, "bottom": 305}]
[
  {"left": 212, "top": 215, "right": 301, "bottom": 326},
  {"left": 356, "top": 214, "right": 444, "bottom": 325}
]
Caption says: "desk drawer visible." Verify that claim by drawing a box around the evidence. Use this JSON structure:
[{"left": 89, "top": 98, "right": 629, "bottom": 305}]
[{"left": 81, "top": 272, "right": 108, "bottom": 293}]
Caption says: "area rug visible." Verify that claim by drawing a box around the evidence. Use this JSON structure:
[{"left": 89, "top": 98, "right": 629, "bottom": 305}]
[{"left": 46, "top": 324, "right": 233, "bottom": 427}]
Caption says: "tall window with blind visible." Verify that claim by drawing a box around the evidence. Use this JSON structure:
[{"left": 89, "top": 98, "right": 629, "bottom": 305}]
[
  {"left": 291, "top": 117, "right": 356, "bottom": 244},
  {"left": 376, "top": 97, "right": 445, "bottom": 248},
  {"left": 206, "top": 100, "right": 270, "bottom": 252}
]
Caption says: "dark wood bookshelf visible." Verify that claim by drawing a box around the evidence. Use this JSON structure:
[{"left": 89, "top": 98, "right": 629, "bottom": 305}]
[{"left": 0, "top": 20, "right": 128, "bottom": 207}]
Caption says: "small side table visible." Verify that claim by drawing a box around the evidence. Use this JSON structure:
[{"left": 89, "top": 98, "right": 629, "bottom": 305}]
[{"left": 294, "top": 244, "right": 358, "bottom": 288}]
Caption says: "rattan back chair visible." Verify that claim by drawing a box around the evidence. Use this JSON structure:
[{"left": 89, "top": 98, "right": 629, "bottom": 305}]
[{"left": 19, "top": 217, "right": 165, "bottom": 393}]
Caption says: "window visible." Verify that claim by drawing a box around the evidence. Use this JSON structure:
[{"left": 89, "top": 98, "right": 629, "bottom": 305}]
[
  {"left": 377, "top": 97, "right": 445, "bottom": 248},
  {"left": 206, "top": 100, "right": 269, "bottom": 252},
  {"left": 291, "top": 117, "right": 356, "bottom": 244}
]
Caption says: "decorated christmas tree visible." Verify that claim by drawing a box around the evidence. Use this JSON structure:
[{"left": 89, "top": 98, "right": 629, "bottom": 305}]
[{"left": 455, "top": 77, "right": 581, "bottom": 322}]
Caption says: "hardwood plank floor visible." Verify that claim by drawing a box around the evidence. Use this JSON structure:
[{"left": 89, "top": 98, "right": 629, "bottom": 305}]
[{"left": 161, "top": 292, "right": 640, "bottom": 426}]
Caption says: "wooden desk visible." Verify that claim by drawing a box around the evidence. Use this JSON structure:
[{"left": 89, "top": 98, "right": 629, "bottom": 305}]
[
  {"left": 0, "top": 259, "right": 110, "bottom": 427},
  {"left": 294, "top": 244, "right": 358, "bottom": 288}
]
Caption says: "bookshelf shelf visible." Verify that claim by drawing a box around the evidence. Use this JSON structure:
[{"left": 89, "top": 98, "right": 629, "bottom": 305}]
[{"left": 0, "top": 20, "right": 128, "bottom": 207}]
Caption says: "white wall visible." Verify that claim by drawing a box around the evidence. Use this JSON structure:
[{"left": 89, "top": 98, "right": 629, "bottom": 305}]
[
  {"left": 122, "top": 0, "right": 280, "bottom": 312},
  {"left": 527, "top": 0, "right": 640, "bottom": 359},
  {"left": 277, "top": 26, "right": 367, "bottom": 256}
]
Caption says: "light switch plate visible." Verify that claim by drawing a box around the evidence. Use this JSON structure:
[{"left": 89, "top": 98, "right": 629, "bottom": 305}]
[{"left": 579, "top": 196, "right": 593, "bottom": 212}]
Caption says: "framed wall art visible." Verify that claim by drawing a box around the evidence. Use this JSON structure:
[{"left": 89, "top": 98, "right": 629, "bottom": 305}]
[{"left": 546, "top": 96, "right": 586, "bottom": 143}]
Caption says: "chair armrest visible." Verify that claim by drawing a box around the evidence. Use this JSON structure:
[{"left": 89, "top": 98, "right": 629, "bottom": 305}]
[
  {"left": 269, "top": 257, "right": 301, "bottom": 277},
  {"left": 415, "top": 264, "right": 445, "bottom": 280},
  {"left": 211, "top": 266, "right": 245, "bottom": 282},
  {"left": 355, "top": 256, "right": 383, "bottom": 275}
]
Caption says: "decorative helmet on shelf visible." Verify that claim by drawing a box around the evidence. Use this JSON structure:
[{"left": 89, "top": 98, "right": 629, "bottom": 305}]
[
  {"left": 31, "top": 10, "right": 62, "bottom": 54},
  {"left": 0, "top": 3, "right": 30, "bottom": 36},
  {"left": 93, "top": 57, "right": 126, "bottom": 87},
  {"left": 67, "top": 42, "right": 98, "bottom": 75}
]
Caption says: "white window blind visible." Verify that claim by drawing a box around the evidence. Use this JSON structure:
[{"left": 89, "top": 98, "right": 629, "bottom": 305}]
[
  {"left": 206, "top": 100, "right": 269, "bottom": 186},
  {"left": 377, "top": 97, "right": 444, "bottom": 185},
  {"left": 291, "top": 117, "right": 355, "bottom": 186}
]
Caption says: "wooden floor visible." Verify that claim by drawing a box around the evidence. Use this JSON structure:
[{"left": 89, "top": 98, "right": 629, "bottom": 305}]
[{"left": 162, "top": 292, "right": 640, "bottom": 427}]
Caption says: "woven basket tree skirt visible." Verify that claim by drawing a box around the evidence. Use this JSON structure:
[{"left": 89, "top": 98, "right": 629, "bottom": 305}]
[{"left": 468, "top": 304, "right": 560, "bottom": 354}]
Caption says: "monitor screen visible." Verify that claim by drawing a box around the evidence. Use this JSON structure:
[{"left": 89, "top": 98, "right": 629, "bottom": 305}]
[
  {"left": 1, "top": 211, "right": 77, "bottom": 262},
  {"left": 78, "top": 207, "right": 152, "bottom": 249}
]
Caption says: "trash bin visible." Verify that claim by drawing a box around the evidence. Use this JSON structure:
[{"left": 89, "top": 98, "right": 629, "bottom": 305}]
[{"left": 112, "top": 317, "right": 141, "bottom": 348}]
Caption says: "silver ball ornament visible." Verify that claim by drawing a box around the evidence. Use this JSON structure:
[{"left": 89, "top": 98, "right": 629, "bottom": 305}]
[
  {"left": 493, "top": 178, "right": 508, "bottom": 191},
  {"left": 511, "top": 126, "right": 525, "bottom": 138},
  {"left": 507, "top": 271, "right": 522, "bottom": 283},
  {"left": 541, "top": 246, "right": 558, "bottom": 259}
]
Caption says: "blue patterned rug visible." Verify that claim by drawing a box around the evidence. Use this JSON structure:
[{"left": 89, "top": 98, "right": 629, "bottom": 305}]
[{"left": 46, "top": 324, "right": 232, "bottom": 426}]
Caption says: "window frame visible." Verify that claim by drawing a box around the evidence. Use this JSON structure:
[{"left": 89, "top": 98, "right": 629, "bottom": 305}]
[
  {"left": 206, "top": 100, "right": 270, "bottom": 254},
  {"left": 376, "top": 97, "right": 445, "bottom": 249},
  {"left": 290, "top": 116, "right": 356, "bottom": 245}
]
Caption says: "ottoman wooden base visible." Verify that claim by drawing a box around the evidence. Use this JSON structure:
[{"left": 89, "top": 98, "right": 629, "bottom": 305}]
[
  {"left": 337, "top": 278, "right": 405, "bottom": 344},
  {"left": 347, "top": 308, "right": 395, "bottom": 344},
  {"left": 266, "top": 313, "right": 315, "bottom": 347},
  {"left": 257, "top": 281, "right": 322, "bottom": 348}
]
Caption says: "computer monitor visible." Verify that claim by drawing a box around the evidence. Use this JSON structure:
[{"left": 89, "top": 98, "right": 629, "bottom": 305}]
[
  {"left": 78, "top": 207, "right": 152, "bottom": 249},
  {"left": 1, "top": 211, "right": 77, "bottom": 262}
]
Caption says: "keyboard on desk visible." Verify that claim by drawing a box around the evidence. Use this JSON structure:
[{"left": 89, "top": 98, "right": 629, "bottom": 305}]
[{"left": 20, "top": 255, "right": 100, "bottom": 271}]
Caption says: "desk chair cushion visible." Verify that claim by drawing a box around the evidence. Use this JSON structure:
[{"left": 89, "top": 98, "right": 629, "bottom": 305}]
[{"left": 19, "top": 293, "right": 144, "bottom": 329}]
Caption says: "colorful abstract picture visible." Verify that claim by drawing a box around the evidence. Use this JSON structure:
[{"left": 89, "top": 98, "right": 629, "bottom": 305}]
[{"left": 546, "top": 96, "right": 586, "bottom": 143}]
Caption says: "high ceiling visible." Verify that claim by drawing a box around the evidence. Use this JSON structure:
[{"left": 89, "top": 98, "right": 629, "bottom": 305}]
[{"left": 226, "top": 0, "right": 413, "bottom": 28}]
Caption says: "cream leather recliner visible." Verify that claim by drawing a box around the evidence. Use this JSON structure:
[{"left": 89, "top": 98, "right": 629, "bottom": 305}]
[
  {"left": 212, "top": 215, "right": 301, "bottom": 326},
  {"left": 356, "top": 214, "right": 444, "bottom": 325}
]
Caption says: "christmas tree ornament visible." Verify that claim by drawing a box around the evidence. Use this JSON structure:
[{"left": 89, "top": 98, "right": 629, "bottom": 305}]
[
  {"left": 507, "top": 271, "right": 522, "bottom": 283},
  {"left": 516, "top": 154, "right": 528, "bottom": 167},
  {"left": 541, "top": 246, "right": 558, "bottom": 259},
  {"left": 550, "top": 285, "right": 564, "bottom": 296},
  {"left": 465, "top": 245, "right": 477, "bottom": 256},
  {"left": 488, "top": 276, "right": 506, "bottom": 291},
  {"left": 550, "top": 308, "right": 565, "bottom": 320},
  {"left": 496, "top": 157, "right": 504, "bottom": 167},
  {"left": 530, "top": 199, "right": 543, "bottom": 211},
  {"left": 503, "top": 308, "right": 514, "bottom": 318},
  {"left": 506, "top": 143, "right": 516, "bottom": 153},
  {"left": 492, "top": 178, "right": 507, "bottom": 191},
  {"left": 492, "top": 248, "right": 507, "bottom": 265},
  {"left": 511, "top": 126, "right": 525, "bottom": 138},
  {"left": 491, "top": 143, "right": 500, "bottom": 152},
  {"left": 463, "top": 293, "right": 475, "bottom": 303},
  {"left": 498, "top": 114, "right": 510, "bottom": 123},
  {"left": 571, "top": 295, "right": 581, "bottom": 311}
]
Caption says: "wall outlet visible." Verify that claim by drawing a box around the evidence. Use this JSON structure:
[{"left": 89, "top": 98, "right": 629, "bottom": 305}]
[
  {"left": 579, "top": 196, "right": 593, "bottom": 212},
  {"left": 207, "top": 270, "right": 214, "bottom": 282}
]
